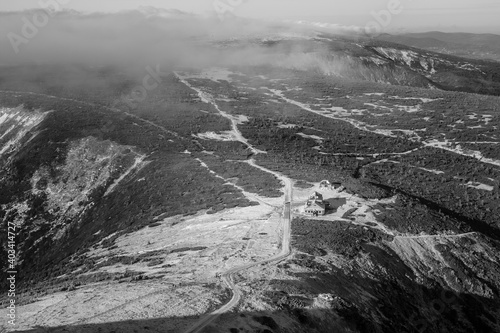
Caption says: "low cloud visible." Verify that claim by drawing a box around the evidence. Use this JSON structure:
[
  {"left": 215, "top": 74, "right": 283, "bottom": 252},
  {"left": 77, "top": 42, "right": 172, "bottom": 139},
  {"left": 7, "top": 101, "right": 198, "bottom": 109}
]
[
  {"left": 0, "top": 9, "right": 317, "bottom": 68},
  {"left": 0, "top": 9, "right": 355, "bottom": 94}
]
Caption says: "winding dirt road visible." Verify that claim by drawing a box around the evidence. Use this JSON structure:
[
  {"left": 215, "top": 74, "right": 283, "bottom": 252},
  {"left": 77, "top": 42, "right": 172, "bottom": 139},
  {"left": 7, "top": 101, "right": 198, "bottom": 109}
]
[
  {"left": 176, "top": 72, "right": 295, "bottom": 333},
  {"left": 183, "top": 172, "right": 293, "bottom": 333}
]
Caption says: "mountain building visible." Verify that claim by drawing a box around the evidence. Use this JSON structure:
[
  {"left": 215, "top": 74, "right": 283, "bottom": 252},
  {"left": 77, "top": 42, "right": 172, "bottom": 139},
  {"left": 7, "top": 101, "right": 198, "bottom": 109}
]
[{"left": 304, "top": 192, "right": 326, "bottom": 216}]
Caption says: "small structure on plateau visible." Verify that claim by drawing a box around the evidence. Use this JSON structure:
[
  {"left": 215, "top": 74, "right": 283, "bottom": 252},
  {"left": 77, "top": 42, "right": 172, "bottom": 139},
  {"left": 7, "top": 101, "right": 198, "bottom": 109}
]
[
  {"left": 320, "top": 180, "right": 331, "bottom": 188},
  {"left": 304, "top": 192, "right": 327, "bottom": 216}
]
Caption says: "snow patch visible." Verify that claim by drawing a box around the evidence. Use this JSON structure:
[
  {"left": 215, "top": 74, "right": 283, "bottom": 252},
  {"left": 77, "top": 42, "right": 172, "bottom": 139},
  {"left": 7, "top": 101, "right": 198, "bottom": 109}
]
[
  {"left": 0, "top": 106, "right": 47, "bottom": 156},
  {"left": 104, "top": 154, "right": 149, "bottom": 196},
  {"left": 297, "top": 132, "right": 323, "bottom": 143},
  {"left": 462, "top": 182, "right": 494, "bottom": 191},
  {"left": 183, "top": 67, "right": 239, "bottom": 83},
  {"left": 194, "top": 131, "right": 239, "bottom": 142}
]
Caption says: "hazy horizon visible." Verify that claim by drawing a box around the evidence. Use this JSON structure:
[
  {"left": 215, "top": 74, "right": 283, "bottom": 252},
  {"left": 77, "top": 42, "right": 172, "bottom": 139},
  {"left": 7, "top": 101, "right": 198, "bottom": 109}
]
[{"left": 1, "top": 0, "right": 499, "bottom": 34}]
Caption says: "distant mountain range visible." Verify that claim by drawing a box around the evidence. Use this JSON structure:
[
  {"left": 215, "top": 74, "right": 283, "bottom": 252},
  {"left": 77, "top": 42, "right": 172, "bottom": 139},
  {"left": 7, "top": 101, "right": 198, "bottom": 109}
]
[
  {"left": 210, "top": 31, "right": 500, "bottom": 96},
  {"left": 376, "top": 31, "right": 500, "bottom": 62}
]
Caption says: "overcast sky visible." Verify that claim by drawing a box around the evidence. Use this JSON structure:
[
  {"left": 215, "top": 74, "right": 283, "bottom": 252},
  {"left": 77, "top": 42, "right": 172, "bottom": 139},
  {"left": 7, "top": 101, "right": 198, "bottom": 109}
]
[{"left": 2, "top": 0, "right": 500, "bottom": 33}]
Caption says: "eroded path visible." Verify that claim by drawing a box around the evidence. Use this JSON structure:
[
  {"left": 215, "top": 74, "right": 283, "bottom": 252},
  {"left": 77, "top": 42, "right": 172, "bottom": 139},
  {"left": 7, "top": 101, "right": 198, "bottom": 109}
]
[
  {"left": 175, "top": 73, "right": 294, "bottom": 333},
  {"left": 174, "top": 73, "right": 266, "bottom": 156},
  {"left": 394, "top": 232, "right": 478, "bottom": 240},
  {"left": 266, "top": 88, "right": 500, "bottom": 168},
  {"left": 182, "top": 170, "right": 292, "bottom": 333}
]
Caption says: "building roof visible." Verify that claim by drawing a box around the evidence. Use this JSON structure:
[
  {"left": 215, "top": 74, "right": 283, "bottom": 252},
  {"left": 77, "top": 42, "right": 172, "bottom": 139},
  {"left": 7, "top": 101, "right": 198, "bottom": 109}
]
[
  {"left": 309, "top": 192, "right": 323, "bottom": 201},
  {"left": 307, "top": 201, "right": 325, "bottom": 210}
]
